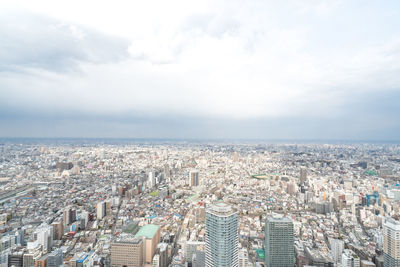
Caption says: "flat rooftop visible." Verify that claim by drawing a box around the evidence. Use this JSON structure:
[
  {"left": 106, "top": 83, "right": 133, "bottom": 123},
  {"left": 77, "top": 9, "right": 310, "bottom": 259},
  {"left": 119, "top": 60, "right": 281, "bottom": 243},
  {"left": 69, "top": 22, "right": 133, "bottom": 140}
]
[{"left": 135, "top": 224, "right": 160, "bottom": 239}]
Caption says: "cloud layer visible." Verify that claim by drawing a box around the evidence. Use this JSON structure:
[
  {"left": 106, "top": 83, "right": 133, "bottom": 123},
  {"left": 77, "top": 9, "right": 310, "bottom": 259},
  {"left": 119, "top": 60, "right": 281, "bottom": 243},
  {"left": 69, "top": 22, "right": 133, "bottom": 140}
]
[{"left": 0, "top": 0, "right": 400, "bottom": 140}]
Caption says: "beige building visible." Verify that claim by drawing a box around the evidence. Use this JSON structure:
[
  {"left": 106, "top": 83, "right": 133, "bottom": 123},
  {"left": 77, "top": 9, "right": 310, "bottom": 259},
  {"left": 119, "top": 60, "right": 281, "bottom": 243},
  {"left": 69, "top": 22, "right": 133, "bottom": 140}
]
[
  {"left": 51, "top": 220, "right": 64, "bottom": 240},
  {"left": 135, "top": 224, "right": 161, "bottom": 266},
  {"left": 111, "top": 236, "right": 143, "bottom": 267}
]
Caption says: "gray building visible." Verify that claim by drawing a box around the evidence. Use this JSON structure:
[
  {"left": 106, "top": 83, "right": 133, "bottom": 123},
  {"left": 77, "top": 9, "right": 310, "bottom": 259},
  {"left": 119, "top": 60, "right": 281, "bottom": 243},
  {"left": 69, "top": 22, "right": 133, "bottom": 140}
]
[
  {"left": 205, "top": 202, "right": 238, "bottom": 267},
  {"left": 265, "top": 215, "right": 294, "bottom": 267},
  {"left": 47, "top": 249, "right": 63, "bottom": 267}
]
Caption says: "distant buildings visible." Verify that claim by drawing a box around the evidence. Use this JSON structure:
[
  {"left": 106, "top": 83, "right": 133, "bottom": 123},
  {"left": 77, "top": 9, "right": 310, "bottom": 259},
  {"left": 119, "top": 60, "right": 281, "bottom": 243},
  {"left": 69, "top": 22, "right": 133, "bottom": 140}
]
[
  {"left": 205, "top": 202, "right": 238, "bottom": 267},
  {"left": 265, "top": 215, "right": 294, "bottom": 267}
]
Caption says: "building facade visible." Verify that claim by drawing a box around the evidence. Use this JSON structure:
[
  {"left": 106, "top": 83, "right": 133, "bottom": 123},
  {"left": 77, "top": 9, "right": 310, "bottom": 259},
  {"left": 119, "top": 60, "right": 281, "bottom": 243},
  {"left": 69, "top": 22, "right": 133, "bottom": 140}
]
[
  {"left": 265, "top": 215, "right": 294, "bottom": 267},
  {"left": 205, "top": 202, "right": 238, "bottom": 267}
]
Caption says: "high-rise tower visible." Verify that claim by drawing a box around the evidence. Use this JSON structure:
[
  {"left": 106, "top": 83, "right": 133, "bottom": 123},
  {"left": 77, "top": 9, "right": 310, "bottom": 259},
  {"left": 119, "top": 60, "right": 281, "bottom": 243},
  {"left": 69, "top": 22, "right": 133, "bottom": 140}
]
[
  {"left": 265, "top": 215, "right": 294, "bottom": 267},
  {"left": 205, "top": 203, "right": 238, "bottom": 267},
  {"left": 384, "top": 218, "right": 400, "bottom": 267}
]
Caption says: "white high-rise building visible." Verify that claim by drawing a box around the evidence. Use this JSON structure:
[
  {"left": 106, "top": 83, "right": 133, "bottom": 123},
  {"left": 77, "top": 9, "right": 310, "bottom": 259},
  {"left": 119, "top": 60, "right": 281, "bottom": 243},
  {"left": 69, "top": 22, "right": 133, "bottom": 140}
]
[
  {"left": 205, "top": 203, "right": 238, "bottom": 267},
  {"left": 330, "top": 238, "right": 344, "bottom": 264},
  {"left": 35, "top": 224, "right": 53, "bottom": 253},
  {"left": 384, "top": 218, "right": 400, "bottom": 267},
  {"left": 97, "top": 201, "right": 106, "bottom": 220},
  {"left": 148, "top": 171, "right": 156, "bottom": 188},
  {"left": 341, "top": 249, "right": 360, "bottom": 267}
]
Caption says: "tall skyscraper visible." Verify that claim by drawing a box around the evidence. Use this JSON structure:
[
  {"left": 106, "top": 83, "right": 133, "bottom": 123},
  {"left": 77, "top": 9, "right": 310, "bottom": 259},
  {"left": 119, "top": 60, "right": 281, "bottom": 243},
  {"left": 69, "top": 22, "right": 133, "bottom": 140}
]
[
  {"left": 205, "top": 202, "right": 238, "bottom": 267},
  {"left": 265, "top": 215, "right": 294, "bottom": 267},
  {"left": 384, "top": 218, "right": 400, "bottom": 267},
  {"left": 189, "top": 170, "right": 199, "bottom": 187}
]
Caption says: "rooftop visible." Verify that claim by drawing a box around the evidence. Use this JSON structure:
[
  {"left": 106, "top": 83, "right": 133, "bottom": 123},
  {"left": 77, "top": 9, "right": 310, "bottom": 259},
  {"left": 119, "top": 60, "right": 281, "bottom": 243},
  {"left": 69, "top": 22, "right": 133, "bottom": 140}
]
[{"left": 135, "top": 224, "right": 160, "bottom": 239}]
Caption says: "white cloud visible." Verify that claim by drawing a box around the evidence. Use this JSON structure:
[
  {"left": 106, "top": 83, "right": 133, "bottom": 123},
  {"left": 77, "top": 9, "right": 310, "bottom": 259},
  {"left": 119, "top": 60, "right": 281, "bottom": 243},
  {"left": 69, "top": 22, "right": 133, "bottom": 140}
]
[{"left": 1, "top": 0, "right": 400, "bottom": 124}]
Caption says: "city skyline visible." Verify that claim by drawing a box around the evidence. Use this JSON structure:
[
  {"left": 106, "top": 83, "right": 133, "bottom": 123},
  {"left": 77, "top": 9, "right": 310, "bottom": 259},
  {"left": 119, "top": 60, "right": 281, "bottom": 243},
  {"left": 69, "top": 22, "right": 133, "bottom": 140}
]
[{"left": 1, "top": 0, "right": 400, "bottom": 140}]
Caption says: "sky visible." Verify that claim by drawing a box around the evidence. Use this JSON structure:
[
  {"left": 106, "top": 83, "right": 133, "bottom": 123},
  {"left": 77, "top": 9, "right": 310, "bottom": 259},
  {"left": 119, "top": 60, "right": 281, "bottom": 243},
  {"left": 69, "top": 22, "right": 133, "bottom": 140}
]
[{"left": 1, "top": 0, "right": 400, "bottom": 140}]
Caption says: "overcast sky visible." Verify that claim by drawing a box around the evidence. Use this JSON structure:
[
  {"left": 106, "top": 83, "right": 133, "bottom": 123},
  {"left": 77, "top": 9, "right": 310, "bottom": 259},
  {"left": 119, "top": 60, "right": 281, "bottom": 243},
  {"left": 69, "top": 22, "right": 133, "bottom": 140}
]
[{"left": 1, "top": 0, "right": 400, "bottom": 140}]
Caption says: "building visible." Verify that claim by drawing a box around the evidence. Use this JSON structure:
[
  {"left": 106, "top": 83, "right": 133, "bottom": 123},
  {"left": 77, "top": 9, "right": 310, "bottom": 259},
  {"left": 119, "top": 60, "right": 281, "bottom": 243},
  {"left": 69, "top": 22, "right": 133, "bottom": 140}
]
[
  {"left": 185, "top": 241, "right": 204, "bottom": 264},
  {"left": 35, "top": 255, "right": 47, "bottom": 267},
  {"left": 189, "top": 170, "right": 199, "bottom": 187},
  {"left": 384, "top": 218, "right": 400, "bottom": 267},
  {"left": 315, "top": 201, "right": 333, "bottom": 214},
  {"left": 205, "top": 202, "right": 238, "bottom": 267},
  {"left": 360, "top": 260, "right": 376, "bottom": 267},
  {"left": 330, "top": 239, "right": 344, "bottom": 265},
  {"left": 238, "top": 248, "right": 249, "bottom": 267},
  {"left": 23, "top": 246, "right": 42, "bottom": 267},
  {"left": 35, "top": 224, "right": 54, "bottom": 253},
  {"left": 97, "top": 201, "right": 106, "bottom": 220},
  {"left": 265, "top": 215, "right": 294, "bottom": 267},
  {"left": 157, "top": 243, "right": 168, "bottom": 267},
  {"left": 135, "top": 224, "right": 161, "bottom": 266},
  {"left": 300, "top": 167, "right": 307, "bottom": 184},
  {"left": 152, "top": 254, "right": 160, "bottom": 267},
  {"left": 63, "top": 206, "right": 76, "bottom": 226},
  {"left": 47, "top": 249, "right": 63, "bottom": 267},
  {"left": 342, "top": 249, "right": 360, "bottom": 267},
  {"left": 111, "top": 236, "right": 143, "bottom": 267},
  {"left": 51, "top": 220, "right": 64, "bottom": 240},
  {"left": 8, "top": 251, "right": 24, "bottom": 267}
]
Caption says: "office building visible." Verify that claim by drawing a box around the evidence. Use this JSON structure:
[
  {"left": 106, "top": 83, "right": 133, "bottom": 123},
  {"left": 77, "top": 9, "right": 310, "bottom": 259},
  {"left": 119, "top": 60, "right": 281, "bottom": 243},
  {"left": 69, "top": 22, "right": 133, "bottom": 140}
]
[
  {"left": 205, "top": 202, "right": 238, "bottom": 267},
  {"left": 265, "top": 215, "right": 294, "bottom": 267},
  {"left": 111, "top": 236, "right": 143, "bottom": 267},
  {"left": 47, "top": 249, "right": 63, "bottom": 267},
  {"left": 135, "top": 224, "right": 161, "bottom": 266}
]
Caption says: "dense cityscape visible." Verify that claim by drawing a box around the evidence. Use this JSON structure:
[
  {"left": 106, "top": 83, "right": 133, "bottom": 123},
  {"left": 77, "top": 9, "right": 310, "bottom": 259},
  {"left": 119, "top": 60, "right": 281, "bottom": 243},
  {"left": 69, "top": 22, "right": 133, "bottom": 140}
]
[{"left": 0, "top": 139, "right": 399, "bottom": 267}]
